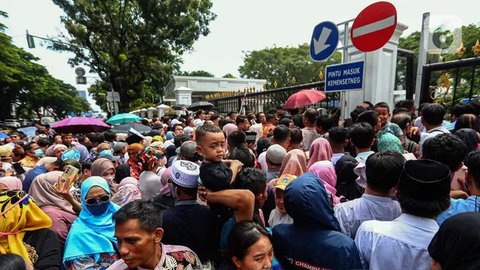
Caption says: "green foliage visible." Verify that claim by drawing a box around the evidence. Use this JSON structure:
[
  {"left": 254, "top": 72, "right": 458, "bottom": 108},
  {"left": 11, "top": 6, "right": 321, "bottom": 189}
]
[
  {"left": 177, "top": 70, "right": 215, "bottom": 77},
  {"left": 222, "top": 73, "right": 236, "bottom": 78},
  {"left": 238, "top": 44, "right": 341, "bottom": 88},
  {"left": 0, "top": 11, "right": 89, "bottom": 119},
  {"left": 51, "top": 0, "right": 216, "bottom": 112},
  {"left": 398, "top": 24, "right": 480, "bottom": 106}
]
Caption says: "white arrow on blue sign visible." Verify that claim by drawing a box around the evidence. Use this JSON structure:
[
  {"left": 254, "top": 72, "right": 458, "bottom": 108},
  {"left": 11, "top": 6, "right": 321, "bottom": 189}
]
[{"left": 310, "top": 21, "right": 339, "bottom": 62}]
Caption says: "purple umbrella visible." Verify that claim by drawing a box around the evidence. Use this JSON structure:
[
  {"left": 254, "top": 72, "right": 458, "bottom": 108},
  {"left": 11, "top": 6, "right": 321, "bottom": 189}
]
[{"left": 51, "top": 117, "right": 111, "bottom": 134}]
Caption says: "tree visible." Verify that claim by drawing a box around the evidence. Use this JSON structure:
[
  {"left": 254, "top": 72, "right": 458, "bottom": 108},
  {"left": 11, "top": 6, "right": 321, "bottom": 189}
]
[
  {"left": 398, "top": 24, "right": 480, "bottom": 106},
  {"left": 0, "top": 11, "right": 89, "bottom": 119},
  {"left": 238, "top": 44, "right": 341, "bottom": 88},
  {"left": 51, "top": 0, "right": 216, "bottom": 112},
  {"left": 222, "top": 73, "right": 236, "bottom": 78},
  {"left": 177, "top": 70, "right": 215, "bottom": 77}
]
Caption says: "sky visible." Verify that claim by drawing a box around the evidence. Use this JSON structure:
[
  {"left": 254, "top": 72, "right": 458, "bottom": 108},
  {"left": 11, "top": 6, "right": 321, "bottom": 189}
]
[{"left": 1, "top": 0, "right": 479, "bottom": 100}]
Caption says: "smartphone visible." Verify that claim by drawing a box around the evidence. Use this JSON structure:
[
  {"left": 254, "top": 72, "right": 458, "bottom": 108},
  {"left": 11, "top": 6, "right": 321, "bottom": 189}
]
[
  {"left": 61, "top": 165, "right": 79, "bottom": 189},
  {"left": 12, "top": 163, "right": 26, "bottom": 175}
]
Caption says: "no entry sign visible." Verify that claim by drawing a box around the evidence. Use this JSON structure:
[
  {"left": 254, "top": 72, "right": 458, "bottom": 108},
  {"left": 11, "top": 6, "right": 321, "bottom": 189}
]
[{"left": 350, "top": 1, "right": 397, "bottom": 52}]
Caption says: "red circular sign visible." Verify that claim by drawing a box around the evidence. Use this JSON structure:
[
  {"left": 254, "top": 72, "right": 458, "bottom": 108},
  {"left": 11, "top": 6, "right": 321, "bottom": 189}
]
[{"left": 350, "top": 1, "right": 397, "bottom": 52}]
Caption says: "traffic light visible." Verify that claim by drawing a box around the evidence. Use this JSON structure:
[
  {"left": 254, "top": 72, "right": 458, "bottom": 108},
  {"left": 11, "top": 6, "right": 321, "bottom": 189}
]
[{"left": 26, "top": 31, "right": 35, "bottom": 48}]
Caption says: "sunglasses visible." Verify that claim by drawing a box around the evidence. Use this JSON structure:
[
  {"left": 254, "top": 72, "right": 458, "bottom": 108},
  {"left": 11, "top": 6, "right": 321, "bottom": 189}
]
[{"left": 85, "top": 194, "right": 110, "bottom": 206}]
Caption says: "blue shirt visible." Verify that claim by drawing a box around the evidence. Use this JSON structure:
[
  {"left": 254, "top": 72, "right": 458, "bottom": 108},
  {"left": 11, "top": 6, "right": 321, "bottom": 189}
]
[
  {"left": 437, "top": 196, "right": 480, "bottom": 225},
  {"left": 23, "top": 164, "right": 48, "bottom": 193}
]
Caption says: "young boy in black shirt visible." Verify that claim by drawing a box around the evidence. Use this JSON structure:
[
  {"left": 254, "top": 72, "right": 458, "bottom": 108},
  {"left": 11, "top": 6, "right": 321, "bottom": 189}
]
[
  {"left": 195, "top": 124, "right": 243, "bottom": 255},
  {"left": 196, "top": 124, "right": 243, "bottom": 190}
]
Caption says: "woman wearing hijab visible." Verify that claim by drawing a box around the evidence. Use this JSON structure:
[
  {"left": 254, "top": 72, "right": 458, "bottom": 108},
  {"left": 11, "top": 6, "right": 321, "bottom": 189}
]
[
  {"left": 28, "top": 171, "right": 78, "bottom": 248},
  {"left": 91, "top": 158, "right": 117, "bottom": 193},
  {"left": 138, "top": 147, "right": 162, "bottom": 200},
  {"left": 152, "top": 166, "right": 175, "bottom": 210},
  {"left": 111, "top": 177, "right": 141, "bottom": 207},
  {"left": 272, "top": 172, "right": 362, "bottom": 269},
  {"left": 279, "top": 149, "right": 307, "bottom": 177},
  {"left": 309, "top": 160, "right": 345, "bottom": 205},
  {"left": 308, "top": 138, "right": 333, "bottom": 168},
  {"left": 223, "top": 123, "right": 238, "bottom": 138},
  {"left": 335, "top": 155, "right": 364, "bottom": 201},
  {"left": 0, "top": 176, "right": 22, "bottom": 190},
  {"left": 63, "top": 176, "right": 120, "bottom": 269},
  {"left": 0, "top": 190, "right": 61, "bottom": 269},
  {"left": 428, "top": 212, "right": 480, "bottom": 270},
  {"left": 377, "top": 133, "right": 404, "bottom": 154},
  {"left": 126, "top": 143, "right": 143, "bottom": 179}
]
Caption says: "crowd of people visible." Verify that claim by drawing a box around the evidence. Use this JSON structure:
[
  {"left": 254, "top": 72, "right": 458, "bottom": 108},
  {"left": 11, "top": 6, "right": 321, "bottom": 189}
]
[{"left": 1, "top": 98, "right": 480, "bottom": 270}]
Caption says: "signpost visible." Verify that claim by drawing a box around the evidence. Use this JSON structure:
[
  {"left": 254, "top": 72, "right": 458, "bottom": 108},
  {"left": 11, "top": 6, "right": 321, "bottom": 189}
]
[
  {"left": 350, "top": 1, "right": 397, "bottom": 52},
  {"left": 325, "top": 61, "right": 364, "bottom": 92},
  {"left": 107, "top": 91, "right": 120, "bottom": 114},
  {"left": 310, "top": 21, "right": 339, "bottom": 62}
]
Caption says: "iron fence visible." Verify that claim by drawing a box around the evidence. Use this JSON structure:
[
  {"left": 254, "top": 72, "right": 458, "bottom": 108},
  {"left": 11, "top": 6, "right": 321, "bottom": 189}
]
[{"left": 208, "top": 81, "right": 341, "bottom": 114}]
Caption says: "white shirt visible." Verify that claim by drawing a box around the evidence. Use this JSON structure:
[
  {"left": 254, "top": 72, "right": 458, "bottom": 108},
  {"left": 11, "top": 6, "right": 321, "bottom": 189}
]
[
  {"left": 418, "top": 126, "right": 450, "bottom": 155},
  {"left": 258, "top": 152, "right": 268, "bottom": 173},
  {"left": 268, "top": 207, "right": 293, "bottom": 228},
  {"left": 331, "top": 153, "right": 345, "bottom": 166},
  {"left": 334, "top": 193, "right": 401, "bottom": 238},
  {"left": 355, "top": 213, "right": 439, "bottom": 270},
  {"left": 301, "top": 127, "right": 318, "bottom": 151}
]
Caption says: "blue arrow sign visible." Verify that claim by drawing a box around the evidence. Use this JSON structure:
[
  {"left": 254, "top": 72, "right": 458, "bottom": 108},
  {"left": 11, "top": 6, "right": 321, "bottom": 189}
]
[{"left": 310, "top": 21, "right": 339, "bottom": 62}]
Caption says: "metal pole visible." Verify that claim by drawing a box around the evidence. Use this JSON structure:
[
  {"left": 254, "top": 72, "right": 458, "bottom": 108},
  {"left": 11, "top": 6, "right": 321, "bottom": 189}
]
[
  {"left": 340, "top": 21, "right": 349, "bottom": 119},
  {"left": 111, "top": 87, "right": 116, "bottom": 115},
  {"left": 469, "top": 66, "right": 476, "bottom": 100},
  {"left": 414, "top": 13, "right": 430, "bottom": 109},
  {"left": 452, "top": 67, "right": 460, "bottom": 106}
]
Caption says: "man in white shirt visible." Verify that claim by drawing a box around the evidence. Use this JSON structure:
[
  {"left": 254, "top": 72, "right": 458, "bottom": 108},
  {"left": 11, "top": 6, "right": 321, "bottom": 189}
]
[
  {"left": 418, "top": 103, "right": 449, "bottom": 155},
  {"left": 258, "top": 126, "right": 290, "bottom": 173},
  {"left": 328, "top": 127, "right": 348, "bottom": 166},
  {"left": 334, "top": 151, "right": 404, "bottom": 238},
  {"left": 355, "top": 159, "right": 451, "bottom": 270}
]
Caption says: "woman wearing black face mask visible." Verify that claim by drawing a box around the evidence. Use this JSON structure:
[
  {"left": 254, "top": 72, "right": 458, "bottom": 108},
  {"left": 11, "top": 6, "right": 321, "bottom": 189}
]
[{"left": 63, "top": 176, "right": 120, "bottom": 269}]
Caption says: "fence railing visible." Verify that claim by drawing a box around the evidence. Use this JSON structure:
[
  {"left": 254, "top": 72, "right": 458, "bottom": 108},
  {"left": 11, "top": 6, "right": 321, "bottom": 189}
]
[{"left": 207, "top": 81, "right": 341, "bottom": 113}]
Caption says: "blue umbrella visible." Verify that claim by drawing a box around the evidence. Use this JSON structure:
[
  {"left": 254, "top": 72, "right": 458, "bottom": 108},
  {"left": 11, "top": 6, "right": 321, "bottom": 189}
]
[
  {"left": 106, "top": 113, "right": 142, "bottom": 125},
  {"left": 0, "top": 132, "right": 8, "bottom": 139},
  {"left": 17, "top": 127, "right": 37, "bottom": 139}
]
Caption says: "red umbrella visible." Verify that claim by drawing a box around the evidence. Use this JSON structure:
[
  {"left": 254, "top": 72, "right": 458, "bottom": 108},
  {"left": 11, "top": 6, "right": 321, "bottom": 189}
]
[
  {"left": 51, "top": 117, "right": 111, "bottom": 134},
  {"left": 283, "top": 89, "right": 326, "bottom": 109}
]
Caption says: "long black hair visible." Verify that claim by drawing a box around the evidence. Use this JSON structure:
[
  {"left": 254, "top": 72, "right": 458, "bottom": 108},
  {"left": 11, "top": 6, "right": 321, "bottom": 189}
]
[{"left": 227, "top": 221, "right": 272, "bottom": 262}]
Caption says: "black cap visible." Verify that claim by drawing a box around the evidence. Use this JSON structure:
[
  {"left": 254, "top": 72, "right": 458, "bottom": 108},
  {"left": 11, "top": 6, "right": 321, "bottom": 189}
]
[{"left": 399, "top": 159, "right": 451, "bottom": 201}]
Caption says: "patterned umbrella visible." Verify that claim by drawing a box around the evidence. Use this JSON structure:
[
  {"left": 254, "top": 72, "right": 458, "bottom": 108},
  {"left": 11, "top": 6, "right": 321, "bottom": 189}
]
[
  {"left": 283, "top": 89, "right": 326, "bottom": 109},
  {"left": 106, "top": 113, "right": 142, "bottom": 125},
  {"left": 51, "top": 117, "right": 111, "bottom": 134}
]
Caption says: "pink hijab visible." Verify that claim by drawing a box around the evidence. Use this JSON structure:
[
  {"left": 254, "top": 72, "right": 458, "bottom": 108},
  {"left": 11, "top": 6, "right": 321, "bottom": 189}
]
[
  {"left": 160, "top": 166, "right": 173, "bottom": 196},
  {"left": 28, "top": 171, "right": 76, "bottom": 214},
  {"left": 308, "top": 138, "right": 333, "bottom": 167},
  {"left": 111, "top": 177, "right": 141, "bottom": 207},
  {"left": 279, "top": 149, "right": 307, "bottom": 177},
  {"left": 222, "top": 123, "right": 238, "bottom": 137},
  {"left": 0, "top": 176, "right": 22, "bottom": 190},
  {"left": 308, "top": 160, "right": 344, "bottom": 205},
  {"left": 91, "top": 158, "right": 118, "bottom": 193}
]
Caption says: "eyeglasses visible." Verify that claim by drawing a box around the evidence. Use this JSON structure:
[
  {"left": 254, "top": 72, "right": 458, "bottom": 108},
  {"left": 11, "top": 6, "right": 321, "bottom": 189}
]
[{"left": 85, "top": 194, "right": 110, "bottom": 206}]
